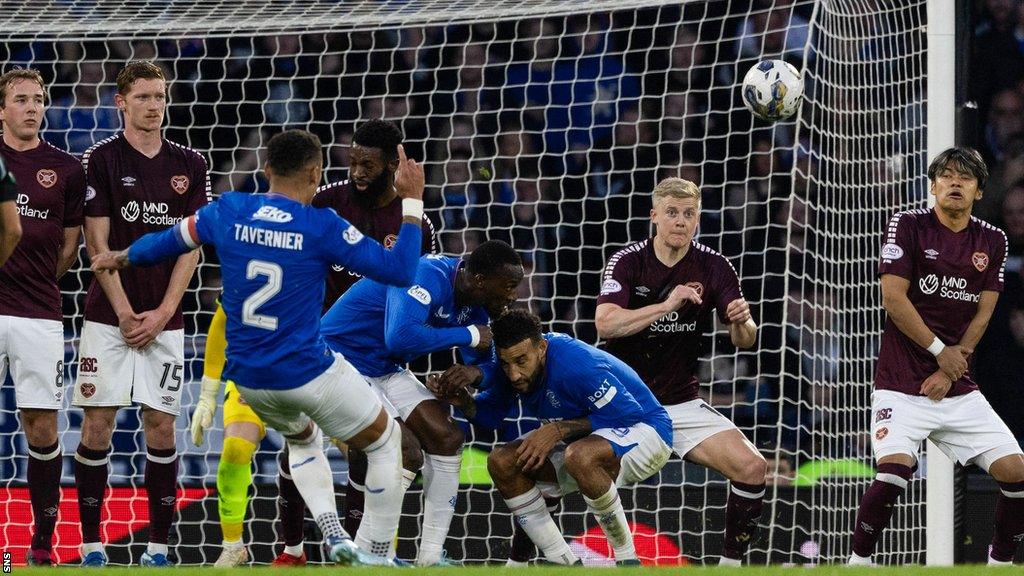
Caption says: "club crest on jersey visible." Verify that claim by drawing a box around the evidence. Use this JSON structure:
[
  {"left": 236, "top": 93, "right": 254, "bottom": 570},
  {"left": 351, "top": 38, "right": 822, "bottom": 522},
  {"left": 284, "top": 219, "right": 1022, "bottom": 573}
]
[
  {"left": 171, "top": 174, "right": 190, "bottom": 194},
  {"left": 972, "top": 252, "right": 989, "bottom": 272},
  {"left": 80, "top": 383, "right": 96, "bottom": 398},
  {"left": 685, "top": 282, "right": 704, "bottom": 297},
  {"left": 875, "top": 427, "right": 889, "bottom": 441},
  {"left": 384, "top": 234, "right": 397, "bottom": 249},
  {"left": 36, "top": 169, "right": 57, "bottom": 188},
  {"left": 881, "top": 243, "right": 904, "bottom": 260}
]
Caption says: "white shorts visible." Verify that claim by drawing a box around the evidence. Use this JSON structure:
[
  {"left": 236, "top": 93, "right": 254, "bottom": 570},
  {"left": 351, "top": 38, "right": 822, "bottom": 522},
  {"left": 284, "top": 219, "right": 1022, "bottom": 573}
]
[
  {"left": 666, "top": 398, "right": 740, "bottom": 457},
  {"left": 363, "top": 369, "right": 435, "bottom": 421},
  {"left": 537, "top": 422, "right": 672, "bottom": 498},
  {"left": 871, "top": 389, "right": 1024, "bottom": 472},
  {"left": 72, "top": 321, "right": 184, "bottom": 415},
  {"left": 236, "top": 354, "right": 382, "bottom": 442},
  {"left": 0, "top": 315, "right": 65, "bottom": 409}
]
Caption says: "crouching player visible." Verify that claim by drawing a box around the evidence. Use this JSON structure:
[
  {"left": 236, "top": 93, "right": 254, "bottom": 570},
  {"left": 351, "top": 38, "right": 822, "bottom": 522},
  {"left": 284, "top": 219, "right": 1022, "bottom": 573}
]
[{"left": 430, "top": 309, "right": 672, "bottom": 565}]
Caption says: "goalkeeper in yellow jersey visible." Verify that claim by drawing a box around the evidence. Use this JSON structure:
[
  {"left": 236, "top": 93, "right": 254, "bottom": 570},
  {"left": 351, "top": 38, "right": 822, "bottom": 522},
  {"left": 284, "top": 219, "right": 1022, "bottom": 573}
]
[{"left": 192, "top": 120, "right": 437, "bottom": 566}]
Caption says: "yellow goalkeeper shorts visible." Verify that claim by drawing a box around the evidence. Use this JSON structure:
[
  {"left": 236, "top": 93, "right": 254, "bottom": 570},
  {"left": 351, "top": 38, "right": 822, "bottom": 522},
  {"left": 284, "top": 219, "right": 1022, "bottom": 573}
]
[{"left": 223, "top": 380, "right": 266, "bottom": 438}]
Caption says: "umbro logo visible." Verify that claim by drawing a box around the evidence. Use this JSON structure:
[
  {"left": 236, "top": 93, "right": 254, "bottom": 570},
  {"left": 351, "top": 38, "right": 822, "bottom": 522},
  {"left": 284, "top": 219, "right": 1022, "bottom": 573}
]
[
  {"left": 924, "top": 249, "right": 939, "bottom": 260},
  {"left": 121, "top": 176, "right": 136, "bottom": 187},
  {"left": 434, "top": 309, "right": 450, "bottom": 319},
  {"left": 636, "top": 286, "right": 650, "bottom": 295}
]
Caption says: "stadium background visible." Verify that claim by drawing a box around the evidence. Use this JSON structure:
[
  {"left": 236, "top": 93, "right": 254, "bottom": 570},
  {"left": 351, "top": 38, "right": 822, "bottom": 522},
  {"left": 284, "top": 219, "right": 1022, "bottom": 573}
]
[{"left": 0, "top": 0, "right": 1021, "bottom": 566}]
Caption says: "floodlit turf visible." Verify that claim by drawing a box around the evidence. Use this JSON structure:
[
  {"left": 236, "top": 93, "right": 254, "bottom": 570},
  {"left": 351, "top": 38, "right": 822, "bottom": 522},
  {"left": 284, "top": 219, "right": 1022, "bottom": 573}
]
[{"left": 8, "top": 566, "right": 1011, "bottom": 575}]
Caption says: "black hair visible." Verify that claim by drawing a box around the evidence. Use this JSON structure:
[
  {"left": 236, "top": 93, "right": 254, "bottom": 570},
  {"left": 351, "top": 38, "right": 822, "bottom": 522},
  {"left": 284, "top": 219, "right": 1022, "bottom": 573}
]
[
  {"left": 352, "top": 119, "right": 403, "bottom": 163},
  {"left": 466, "top": 240, "right": 522, "bottom": 277},
  {"left": 492, "top": 308, "right": 543, "bottom": 349},
  {"left": 266, "top": 129, "right": 322, "bottom": 178},
  {"left": 927, "top": 147, "right": 989, "bottom": 191}
]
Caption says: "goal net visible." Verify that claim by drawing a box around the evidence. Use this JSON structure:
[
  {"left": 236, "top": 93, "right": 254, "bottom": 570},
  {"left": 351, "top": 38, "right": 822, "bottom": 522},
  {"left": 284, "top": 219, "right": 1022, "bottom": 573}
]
[{"left": 0, "top": 0, "right": 931, "bottom": 565}]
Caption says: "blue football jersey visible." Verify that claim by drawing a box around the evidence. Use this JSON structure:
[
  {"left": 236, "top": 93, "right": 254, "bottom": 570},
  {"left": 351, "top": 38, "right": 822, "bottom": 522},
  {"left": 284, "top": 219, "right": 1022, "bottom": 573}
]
[
  {"left": 178, "top": 192, "right": 421, "bottom": 389},
  {"left": 471, "top": 333, "right": 672, "bottom": 445},
  {"left": 321, "top": 254, "right": 490, "bottom": 377}
]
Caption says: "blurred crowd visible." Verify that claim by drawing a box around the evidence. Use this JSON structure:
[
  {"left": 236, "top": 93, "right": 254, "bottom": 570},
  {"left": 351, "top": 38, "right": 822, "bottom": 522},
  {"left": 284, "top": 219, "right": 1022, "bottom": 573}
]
[{"left": 1, "top": 0, "right": 1020, "bottom": 482}]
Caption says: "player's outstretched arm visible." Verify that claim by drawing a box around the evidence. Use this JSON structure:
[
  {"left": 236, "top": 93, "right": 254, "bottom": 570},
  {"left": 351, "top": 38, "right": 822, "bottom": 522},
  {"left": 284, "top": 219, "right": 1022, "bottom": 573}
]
[
  {"left": 91, "top": 216, "right": 203, "bottom": 272},
  {"left": 324, "top": 145, "right": 424, "bottom": 286},
  {"left": 725, "top": 298, "right": 757, "bottom": 348},
  {"left": 383, "top": 282, "right": 490, "bottom": 357},
  {"left": 880, "top": 273, "right": 968, "bottom": 380},
  {"left": 595, "top": 284, "right": 701, "bottom": 339}
]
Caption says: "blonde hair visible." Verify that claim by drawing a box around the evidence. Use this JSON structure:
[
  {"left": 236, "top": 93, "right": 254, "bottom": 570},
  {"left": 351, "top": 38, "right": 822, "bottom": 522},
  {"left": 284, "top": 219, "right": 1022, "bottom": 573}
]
[
  {"left": 652, "top": 177, "right": 701, "bottom": 207},
  {"left": 116, "top": 60, "right": 165, "bottom": 95},
  {"left": 0, "top": 68, "right": 45, "bottom": 108}
]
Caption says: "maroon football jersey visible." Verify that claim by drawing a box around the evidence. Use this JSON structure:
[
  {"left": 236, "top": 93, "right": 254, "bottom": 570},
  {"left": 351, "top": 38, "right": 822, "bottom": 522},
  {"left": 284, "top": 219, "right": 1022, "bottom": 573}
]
[
  {"left": 597, "top": 239, "right": 744, "bottom": 405},
  {"left": 0, "top": 138, "right": 85, "bottom": 321},
  {"left": 312, "top": 180, "right": 437, "bottom": 310},
  {"left": 82, "top": 134, "right": 210, "bottom": 330},
  {"left": 876, "top": 208, "right": 1006, "bottom": 397}
]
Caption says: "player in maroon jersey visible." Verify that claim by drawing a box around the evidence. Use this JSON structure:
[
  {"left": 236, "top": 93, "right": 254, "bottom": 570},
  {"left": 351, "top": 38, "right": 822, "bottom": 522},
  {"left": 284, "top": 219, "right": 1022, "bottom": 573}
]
[
  {"left": 849, "top": 147, "right": 1024, "bottom": 566},
  {"left": 0, "top": 68, "right": 86, "bottom": 566},
  {"left": 72, "top": 61, "right": 210, "bottom": 567},
  {"left": 0, "top": 154, "right": 20, "bottom": 265},
  {"left": 595, "top": 177, "right": 765, "bottom": 566}
]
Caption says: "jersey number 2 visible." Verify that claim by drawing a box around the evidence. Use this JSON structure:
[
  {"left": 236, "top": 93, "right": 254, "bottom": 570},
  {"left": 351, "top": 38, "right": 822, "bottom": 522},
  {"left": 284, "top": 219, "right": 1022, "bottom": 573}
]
[{"left": 243, "top": 259, "right": 282, "bottom": 330}]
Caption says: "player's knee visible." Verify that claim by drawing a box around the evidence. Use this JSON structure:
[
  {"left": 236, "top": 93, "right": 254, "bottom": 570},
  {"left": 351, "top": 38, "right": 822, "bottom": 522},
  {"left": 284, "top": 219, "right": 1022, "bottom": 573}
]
[
  {"left": 738, "top": 453, "right": 768, "bottom": 485},
  {"left": 487, "top": 444, "right": 520, "bottom": 481},
  {"left": 563, "top": 442, "right": 600, "bottom": 478},
  {"left": 222, "top": 436, "right": 257, "bottom": 465},
  {"left": 80, "top": 409, "right": 116, "bottom": 448},
  {"left": 20, "top": 409, "right": 57, "bottom": 446}
]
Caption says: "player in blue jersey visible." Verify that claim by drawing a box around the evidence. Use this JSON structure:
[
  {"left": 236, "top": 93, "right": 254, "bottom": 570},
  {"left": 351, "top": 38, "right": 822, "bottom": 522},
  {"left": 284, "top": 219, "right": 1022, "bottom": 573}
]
[
  {"left": 90, "top": 129, "right": 424, "bottom": 566},
  {"left": 320, "top": 241, "right": 523, "bottom": 565},
  {"left": 430, "top": 309, "right": 673, "bottom": 566}
]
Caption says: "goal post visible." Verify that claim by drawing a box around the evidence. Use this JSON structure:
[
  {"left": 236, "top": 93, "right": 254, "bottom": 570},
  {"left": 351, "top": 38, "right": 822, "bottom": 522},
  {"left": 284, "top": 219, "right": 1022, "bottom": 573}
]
[{"left": 0, "top": 0, "right": 949, "bottom": 565}]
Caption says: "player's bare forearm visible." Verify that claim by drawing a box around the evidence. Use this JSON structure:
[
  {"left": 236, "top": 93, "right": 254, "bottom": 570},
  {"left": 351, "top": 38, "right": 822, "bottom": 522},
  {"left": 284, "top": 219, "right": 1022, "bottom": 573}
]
[
  {"left": 57, "top": 226, "right": 81, "bottom": 278},
  {"left": 595, "top": 302, "right": 671, "bottom": 339},
  {"left": 85, "top": 216, "right": 134, "bottom": 319},
  {"left": 156, "top": 249, "right": 200, "bottom": 315},
  {"left": 880, "top": 274, "right": 937, "bottom": 348},
  {"left": 555, "top": 417, "right": 592, "bottom": 443},
  {"left": 0, "top": 201, "right": 22, "bottom": 267},
  {"left": 957, "top": 291, "right": 999, "bottom": 355},
  {"left": 729, "top": 318, "right": 757, "bottom": 348}
]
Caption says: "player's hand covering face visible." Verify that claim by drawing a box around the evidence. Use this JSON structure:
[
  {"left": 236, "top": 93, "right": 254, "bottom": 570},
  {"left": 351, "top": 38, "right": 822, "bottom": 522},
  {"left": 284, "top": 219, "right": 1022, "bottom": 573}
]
[
  {"left": 652, "top": 196, "right": 699, "bottom": 249},
  {"left": 498, "top": 337, "right": 546, "bottom": 394}
]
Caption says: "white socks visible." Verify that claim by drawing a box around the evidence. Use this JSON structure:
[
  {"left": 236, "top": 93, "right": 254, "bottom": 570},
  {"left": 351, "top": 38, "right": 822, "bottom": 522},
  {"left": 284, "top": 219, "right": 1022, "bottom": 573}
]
[
  {"left": 355, "top": 419, "right": 403, "bottom": 558},
  {"left": 583, "top": 486, "right": 635, "bottom": 561},
  {"left": 504, "top": 486, "right": 578, "bottom": 565},
  {"left": 417, "top": 452, "right": 462, "bottom": 565},
  {"left": 286, "top": 429, "right": 344, "bottom": 540}
]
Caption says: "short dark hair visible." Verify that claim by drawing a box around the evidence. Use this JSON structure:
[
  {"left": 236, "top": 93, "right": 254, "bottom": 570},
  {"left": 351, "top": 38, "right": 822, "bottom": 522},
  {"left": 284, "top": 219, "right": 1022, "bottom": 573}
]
[
  {"left": 352, "top": 119, "right": 403, "bottom": 163},
  {"left": 466, "top": 240, "right": 522, "bottom": 277},
  {"left": 266, "top": 129, "right": 322, "bottom": 178},
  {"left": 117, "top": 61, "right": 165, "bottom": 95},
  {"left": 492, "top": 308, "right": 543, "bottom": 349},
  {"left": 927, "top": 147, "right": 989, "bottom": 191}
]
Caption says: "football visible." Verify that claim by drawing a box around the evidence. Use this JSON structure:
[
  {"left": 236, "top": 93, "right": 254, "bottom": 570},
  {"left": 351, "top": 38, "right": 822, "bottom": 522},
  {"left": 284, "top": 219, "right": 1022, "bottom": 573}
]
[{"left": 741, "top": 59, "right": 804, "bottom": 122}]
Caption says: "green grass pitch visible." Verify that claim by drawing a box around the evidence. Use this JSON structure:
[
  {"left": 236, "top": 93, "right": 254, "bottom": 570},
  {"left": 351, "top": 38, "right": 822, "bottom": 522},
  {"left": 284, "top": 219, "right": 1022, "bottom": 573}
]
[{"left": 10, "top": 566, "right": 1009, "bottom": 575}]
